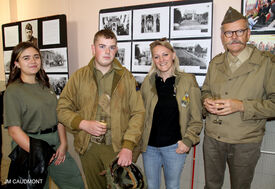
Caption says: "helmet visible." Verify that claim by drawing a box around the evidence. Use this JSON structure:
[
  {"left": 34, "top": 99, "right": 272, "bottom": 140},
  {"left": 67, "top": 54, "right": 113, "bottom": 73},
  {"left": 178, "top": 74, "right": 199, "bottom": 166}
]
[{"left": 106, "top": 158, "right": 147, "bottom": 189}]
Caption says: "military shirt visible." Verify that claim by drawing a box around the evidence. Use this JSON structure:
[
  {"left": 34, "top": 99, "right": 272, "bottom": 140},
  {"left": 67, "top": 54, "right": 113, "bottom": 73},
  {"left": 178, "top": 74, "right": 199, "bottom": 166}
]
[{"left": 4, "top": 80, "right": 58, "bottom": 133}]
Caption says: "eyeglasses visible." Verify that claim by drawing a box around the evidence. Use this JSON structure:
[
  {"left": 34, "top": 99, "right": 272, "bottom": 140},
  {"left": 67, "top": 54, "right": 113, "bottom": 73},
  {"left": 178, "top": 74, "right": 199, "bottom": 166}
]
[{"left": 223, "top": 28, "right": 248, "bottom": 38}]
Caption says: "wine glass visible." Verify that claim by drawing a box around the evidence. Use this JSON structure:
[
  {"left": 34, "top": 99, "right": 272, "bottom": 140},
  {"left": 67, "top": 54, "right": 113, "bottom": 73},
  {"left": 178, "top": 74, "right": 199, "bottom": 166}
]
[
  {"left": 212, "top": 94, "right": 222, "bottom": 124},
  {"left": 94, "top": 114, "right": 107, "bottom": 144}
]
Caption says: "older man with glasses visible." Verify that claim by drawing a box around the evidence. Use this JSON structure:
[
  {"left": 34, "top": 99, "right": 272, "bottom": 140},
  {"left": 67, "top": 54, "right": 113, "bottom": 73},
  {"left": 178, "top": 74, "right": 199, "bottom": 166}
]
[{"left": 201, "top": 6, "right": 275, "bottom": 189}]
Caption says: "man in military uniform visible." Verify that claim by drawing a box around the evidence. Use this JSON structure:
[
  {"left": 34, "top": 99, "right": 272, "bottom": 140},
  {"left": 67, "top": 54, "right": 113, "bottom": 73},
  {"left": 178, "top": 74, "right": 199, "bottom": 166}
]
[
  {"left": 202, "top": 6, "right": 275, "bottom": 189},
  {"left": 25, "top": 23, "right": 38, "bottom": 47},
  {"left": 57, "top": 29, "right": 145, "bottom": 189}
]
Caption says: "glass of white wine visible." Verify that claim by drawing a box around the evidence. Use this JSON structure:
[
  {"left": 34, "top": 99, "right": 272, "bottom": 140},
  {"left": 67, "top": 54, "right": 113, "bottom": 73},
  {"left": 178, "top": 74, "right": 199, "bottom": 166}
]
[
  {"left": 212, "top": 94, "right": 222, "bottom": 124},
  {"left": 94, "top": 114, "right": 107, "bottom": 144}
]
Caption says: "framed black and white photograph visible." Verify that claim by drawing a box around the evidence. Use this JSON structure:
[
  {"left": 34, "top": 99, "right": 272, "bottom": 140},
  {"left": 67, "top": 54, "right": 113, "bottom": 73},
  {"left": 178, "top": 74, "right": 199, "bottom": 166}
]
[
  {"left": 132, "top": 73, "right": 147, "bottom": 89},
  {"left": 242, "top": 0, "right": 275, "bottom": 32},
  {"left": 195, "top": 74, "right": 206, "bottom": 87},
  {"left": 248, "top": 34, "right": 275, "bottom": 54},
  {"left": 40, "top": 47, "right": 68, "bottom": 73},
  {"left": 5, "top": 74, "right": 9, "bottom": 84},
  {"left": 21, "top": 20, "right": 38, "bottom": 47},
  {"left": 99, "top": 10, "right": 132, "bottom": 41},
  {"left": 170, "top": 2, "right": 212, "bottom": 38},
  {"left": 133, "top": 6, "right": 169, "bottom": 40},
  {"left": 48, "top": 74, "right": 68, "bottom": 96},
  {"left": 171, "top": 38, "right": 211, "bottom": 74},
  {"left": 3, "top": 51, "right": 12, "bottom": 73},
  {"left": 2, "top": 24, "right": 20, "bottom": 49},
  {"left": 116, "top": 42, "right": 131, "bottom": 70},
  {"left": 132, "top": 41, "right": 153, "bottom": 72}
]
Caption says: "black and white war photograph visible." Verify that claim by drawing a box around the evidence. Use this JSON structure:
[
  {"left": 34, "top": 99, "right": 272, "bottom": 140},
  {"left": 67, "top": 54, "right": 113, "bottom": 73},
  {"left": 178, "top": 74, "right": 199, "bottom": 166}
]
[
  {"left": 21, "top": 20, "right": 38, "bottom": 47},
  {"left": 133, "top": 73, "right": 147, "bottom": 89},
  {"left": 40, "top": 47, "right": 68, "bottom": 73},
  {"left": 133, "top": 7, "right": 169, "bottom": 39},
  {"left": 48, "top": 74, "right": 68, "bottom": 96},
  {"left": 243, "top": 0, "right": 275, "bottom": 32},
  {"left": 99, "top": 10, "right": 131, "bottom": 40},
  {"left": 132, "top": 41, "right": 153, "bottom": 72},
  {"left": 3, "top": 50, "right": 12, "bottom": 73},
  {"left": 171, "top": 2, "right": 212, "bottom": 38},
  {"left": 171, "top": 39, "right": 211, "bottom": 74},
  {"left": 116, "top": 42, "right": 131, "bottom": 70}
]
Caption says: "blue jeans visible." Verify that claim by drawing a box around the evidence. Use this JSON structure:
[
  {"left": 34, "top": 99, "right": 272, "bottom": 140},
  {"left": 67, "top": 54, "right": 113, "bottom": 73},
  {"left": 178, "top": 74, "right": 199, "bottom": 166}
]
[{"left": 142, "top": 143, "right": 187, "bottom": 189}]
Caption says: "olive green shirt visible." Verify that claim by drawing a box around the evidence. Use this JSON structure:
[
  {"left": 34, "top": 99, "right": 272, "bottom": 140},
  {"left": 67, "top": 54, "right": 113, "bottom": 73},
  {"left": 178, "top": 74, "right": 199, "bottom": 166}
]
[{"left": 4, "top": 80, "right": 58, "bottom": 133}]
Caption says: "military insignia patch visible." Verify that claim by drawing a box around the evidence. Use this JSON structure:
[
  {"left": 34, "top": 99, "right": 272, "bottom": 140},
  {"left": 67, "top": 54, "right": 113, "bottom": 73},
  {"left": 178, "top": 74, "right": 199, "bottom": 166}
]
[{"left": 181, "top": 93, "right": 190, "bottom": 107}]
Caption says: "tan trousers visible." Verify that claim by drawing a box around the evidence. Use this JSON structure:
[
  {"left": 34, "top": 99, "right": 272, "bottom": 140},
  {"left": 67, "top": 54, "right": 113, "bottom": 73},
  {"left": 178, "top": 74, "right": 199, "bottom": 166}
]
[{"left": 80, "top": 142, "right": 117, "bottom": 189}]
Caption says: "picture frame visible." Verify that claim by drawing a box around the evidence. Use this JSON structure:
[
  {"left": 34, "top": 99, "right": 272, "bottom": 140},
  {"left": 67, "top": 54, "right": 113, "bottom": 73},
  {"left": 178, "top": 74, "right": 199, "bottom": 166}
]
[
  {"left": 132, "top": 73, "right": 147, "bottom": 89},
  {"left": 5, "top": 74, "right": 9, "bottom": 84},
  {"left": 40, "top": 47, "right": 68, "bottom": 73},
  {"left": 40, "top": 15, "right": 67, "bottom": 48},
  {"left": 131, "top": 41, "right": 154, "bottom": 72},
  {"left": 48, "top": 74, "right": 68, "bottom": 97},
  {"left": 248, "top": 34, "right": 275, "bottom": 54},
  {"left": 242, "top": 0, "right": 275, "bottom": 33},
  {"left": 3, "top": 50, "right": 12, "bottom": 73},
  {"left": 21, "top": 20, "right": 38, "bottom": 48},
  {"left": 2, "top": 23, "right": 20, "bottom": 50},
  {"left": 99, "top": 10, "right": 132, "bottom": 41},
  {"left": 170, "top": 2, "right": 212, "bottom": 38},
  {"left": 170, "top": 38, "right": 211, "bottom": 74},
  {"left": 133, "top": 6, "right": 169, "bottom": 40},
  {"left": 116, "top": 42, "right": 132, "bottom": 70}
]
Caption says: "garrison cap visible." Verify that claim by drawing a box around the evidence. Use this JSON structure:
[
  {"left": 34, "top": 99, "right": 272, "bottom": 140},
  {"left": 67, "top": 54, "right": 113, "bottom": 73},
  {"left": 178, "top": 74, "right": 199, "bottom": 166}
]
[{"left": 221, "top": 6, "right": 246, "bottom": 25}]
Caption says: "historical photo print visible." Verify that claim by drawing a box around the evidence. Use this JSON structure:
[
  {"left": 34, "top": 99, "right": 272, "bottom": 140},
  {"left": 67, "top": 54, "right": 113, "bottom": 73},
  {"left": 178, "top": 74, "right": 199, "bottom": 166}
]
[
  {"left": 116, "top": 42, "right": 131, "bottom": 70},
  {"left": 171, "top": 39, "right": 211, "bottom": 74},
  {"left": 100, "top": 11, "right": 132, "bottom": 41},
  {"left": 22, "top": 20, "right": 38, "bottom": 47},
  {"left": 171, "top": 2, "right": 212, "bottom": 38},
  {"left": 4, "top": 51, "right": 12, "bottom": 73},
  {"left": 48, "top": 74, "right": 68, "bottom": 96},
  {"left": 40, "top": 47, "right": 68, "bottom": 73},
  {"left": 243, "top": 0, "right": 275, "bottom": 32},
  {"left": 133, "top": 73, "right": 147, "bottom": 89},
  {"left": 133, "top": 7, "right": 169, "bottom": 39},
  {"left": 132, "top": 41, "right": 154, "bottom": 72},
  {"left": 248, "top": 34, "right": 275, "bottom": 54},
  {"left": 3, "top": 24, "right": 19, "bottom": 48}
]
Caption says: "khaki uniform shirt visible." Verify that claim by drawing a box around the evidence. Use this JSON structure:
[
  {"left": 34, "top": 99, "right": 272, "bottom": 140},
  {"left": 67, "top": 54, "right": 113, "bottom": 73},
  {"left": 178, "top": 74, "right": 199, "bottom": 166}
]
[{"left": 202, "top": 45, "right": 275, "bottom": 144}]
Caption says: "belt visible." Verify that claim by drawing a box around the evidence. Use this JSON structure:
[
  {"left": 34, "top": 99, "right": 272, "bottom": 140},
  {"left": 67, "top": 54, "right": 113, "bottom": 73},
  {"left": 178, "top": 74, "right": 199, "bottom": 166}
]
[{"left": 27, "top": 125, "right": 58, "bottom": 135}]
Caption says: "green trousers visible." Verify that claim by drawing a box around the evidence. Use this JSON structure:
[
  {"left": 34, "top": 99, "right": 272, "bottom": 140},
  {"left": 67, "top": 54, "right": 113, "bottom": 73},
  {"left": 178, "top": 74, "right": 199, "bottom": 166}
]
[
  {"left": 27, "top": 131, "right": 85, "bottom": 189},
  {"left": 80, "top": 142, "right": 117, "bottom": 189}
]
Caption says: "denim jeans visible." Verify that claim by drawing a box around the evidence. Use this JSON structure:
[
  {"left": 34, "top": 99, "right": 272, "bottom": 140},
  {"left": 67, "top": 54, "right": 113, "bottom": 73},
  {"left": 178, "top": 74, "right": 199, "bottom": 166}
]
[{"left": 142, "top": 143, "right": 187, "bottom": 189}]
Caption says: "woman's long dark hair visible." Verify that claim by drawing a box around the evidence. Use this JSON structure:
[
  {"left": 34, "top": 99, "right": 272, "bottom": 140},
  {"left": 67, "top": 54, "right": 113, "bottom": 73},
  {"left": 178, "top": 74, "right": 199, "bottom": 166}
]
[{"left": 7, "top": 42, "right": 50, "bottom": 88}]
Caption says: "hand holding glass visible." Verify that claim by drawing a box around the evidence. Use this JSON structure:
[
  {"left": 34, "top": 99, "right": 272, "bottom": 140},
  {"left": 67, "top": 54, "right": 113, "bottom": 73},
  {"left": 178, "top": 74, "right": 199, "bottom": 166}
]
[
  {"left": 94, "top": 115, "right": 107, "bottom": 144},
  {"left": 212, "top": 95, "right": 223, "bottom": 124}
]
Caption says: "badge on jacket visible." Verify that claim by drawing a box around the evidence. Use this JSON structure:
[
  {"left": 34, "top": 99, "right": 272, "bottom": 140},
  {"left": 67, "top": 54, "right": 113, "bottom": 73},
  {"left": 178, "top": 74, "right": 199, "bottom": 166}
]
[{"left": 181, "top": 93, "right": 190, "bottom": 107}]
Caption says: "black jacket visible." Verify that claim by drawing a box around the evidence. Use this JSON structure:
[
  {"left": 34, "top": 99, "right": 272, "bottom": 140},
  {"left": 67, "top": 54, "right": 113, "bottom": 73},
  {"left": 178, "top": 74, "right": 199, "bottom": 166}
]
[{"left": 7, "top": 137, "right": 55, "bottom": 189}]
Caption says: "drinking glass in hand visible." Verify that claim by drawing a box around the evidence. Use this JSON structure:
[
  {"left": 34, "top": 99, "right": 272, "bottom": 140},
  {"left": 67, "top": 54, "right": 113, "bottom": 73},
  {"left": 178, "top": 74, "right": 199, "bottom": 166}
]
[
  {"left": 94, "top": 115, "right": 107, "bottom": 144},
  {"left": 212, "top": 94, "right": 222, "bottom": 124}
]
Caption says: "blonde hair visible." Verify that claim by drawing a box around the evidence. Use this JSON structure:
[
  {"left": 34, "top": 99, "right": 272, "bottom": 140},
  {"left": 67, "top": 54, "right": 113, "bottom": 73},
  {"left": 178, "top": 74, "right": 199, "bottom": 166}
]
[{"left": 148, "top": 38, "right": 181, "bottom": 76}]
